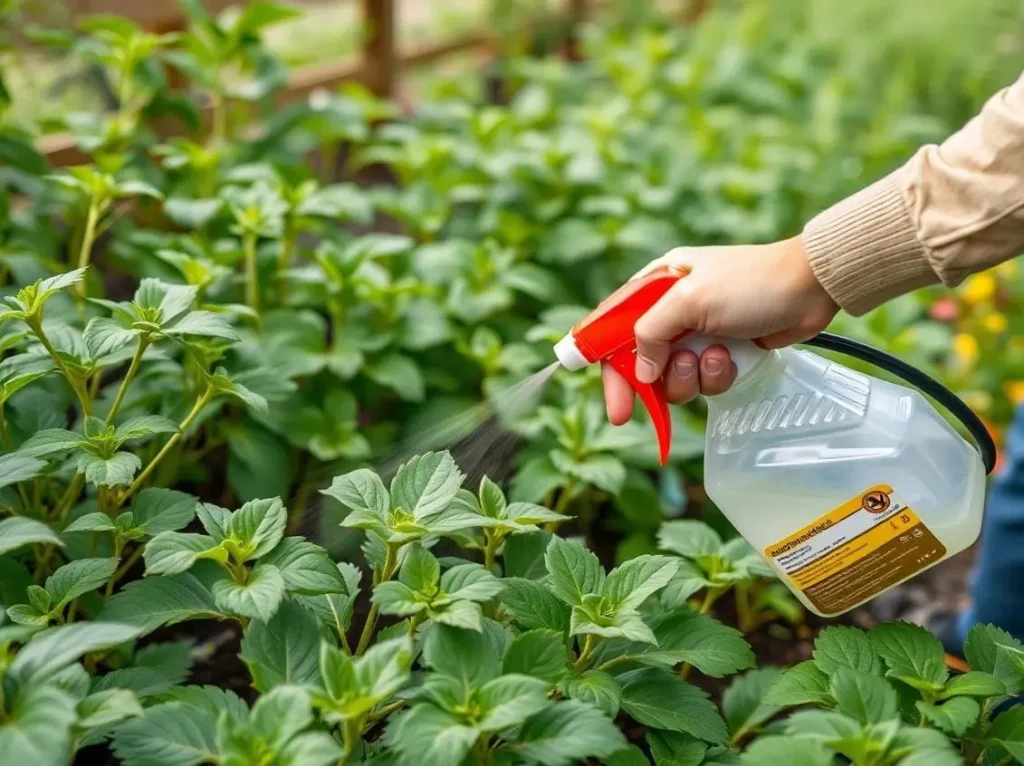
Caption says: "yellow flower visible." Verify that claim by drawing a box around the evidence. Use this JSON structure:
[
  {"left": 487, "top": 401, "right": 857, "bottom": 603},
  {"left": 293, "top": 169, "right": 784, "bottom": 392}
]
[
  {"left": 953, "top": 333, "right": 979, "bottom": 365},
  {"left": 984, "top": 313, "right": 1008, "bottom": 333},
  {"left": 1006, "top": 382, "right": 1024, "bottom": 405},
  {"left": 962, "top": 273, "right": 997, "bottom": 305},
  {"left": 997, "top": 261, "right": 1019, "bottom": 279}
]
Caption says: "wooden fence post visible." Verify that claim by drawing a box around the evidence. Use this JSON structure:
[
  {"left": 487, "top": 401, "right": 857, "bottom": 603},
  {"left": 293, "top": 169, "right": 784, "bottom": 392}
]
[
  {"left": 362, "top": 0, "right": 396, "bottom": 98},
  {"left": 566, "top": 0, "right": 587, "bottom": 61}
]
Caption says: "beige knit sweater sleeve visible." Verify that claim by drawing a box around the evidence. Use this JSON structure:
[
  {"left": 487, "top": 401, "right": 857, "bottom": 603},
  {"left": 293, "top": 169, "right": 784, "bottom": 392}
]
[{"left": 803, "top": 71, "right": 1024, "bottom": 316}]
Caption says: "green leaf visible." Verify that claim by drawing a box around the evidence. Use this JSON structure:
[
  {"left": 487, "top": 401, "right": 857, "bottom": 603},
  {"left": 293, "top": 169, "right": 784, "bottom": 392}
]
[
  {"left": 657, "top": 520, "right": 723, "bottom": 559},
  {"left": 619, "top": 667, "right": 729, "bottom": 744},
  {"left": 544, "top": 536, "right": 604, "bottom": 606},
  {"left": 228, "top": 497, "right": 287, "bottom": 559},
  {"left": 603, "top": 555, "right": 680, "bottom": 610},
  {"left": 440, "top": 564, "right": 503, "bottom": 602},
  {"left": 212, "top": 564, "right": 286, "bottom": 621},
  {"left": 0, "top": 683, "right": 77, "bottom": 764},
  {"left": 741, "top": 737, "right": 832, "bottom": 766},
  {"left": 888, "top": 726, "right": 962, "bottom": 766},
  {"left": 386, "top": 705, "right": 479, "bottom": 766},
  {"left": 0, "top": 454, "right": 46, "bottom": 490},
  {"left": 987, "top": 706, "right": 1024, "bottom": 761},
  {"left": 144, "top": 532, "right": 226, "bottom": 575},
  {"left": 723, "top": 668, "right": 784, "bottom": 740},
  {"left": 560, "top": 670, "right": 621, "bottom": 717},
  {"left": 77, "top": 451, "right": 141, "bottom": 487},
  {"left": 538, "top": 218, "right": 607, "bottom": 264},
  {"left": 638, "top": 609, "right": 755, "bottom": 678},
  {"left": 0, "top": 517, "right": 63, "bottom": 555},
  {"left": 390, "top": 452, "right": 463, "bottom": 520},
  {"left": 357, "top": 635, "right": 414, "bottom": 701},
  {"left": 233, "top": 0, "right": 302, "bottom": 35},
  {"left": 322, "top": 468, "right": 390, "bottom": 518},
  {"left": 571, "top": 603, "right": 656, "bottom": 644},
  {"left": 607, "top": 745, "right": 651, "bottom": 766},
  {"left": 76, "top": 687, "right": 144, "bottom": 731},
  {"left": 964, "top": 624, "right": 1024, "bottom": 695},
  {"left": 916, "top": 696, "right": 979, "bottom": 736},
  {"left": 240, "top": 599, "right": 323, "bottom": 692},
  {"left": 164, "top": 311, "right": 238, "bottom": 341},
  {"left": 477, "top": 674, "right": 550, "bottom": 731},
  {"left": 9, "top": 622, "right": 142, "bottom": 688},
  {"left": 261, "top": 538, "right": 349, "bottom": 595},
  {"left": 764, "top": 661, "right": 832, "bottom": 707},
  {"left": 549, "top": 450, "right": 625, "bottom": 495},
  {"left": 65, "top": 512, "right": 118, "bottom": 534},
  {"left": 367, "top": 353, "right": 425, "bottom": 401},
  {"left": 98, "top": 573, "right": 224, "bottom": 635},
  {"left": 372, "top": 582, "right": 423, "bottom": 616},
  {"left": 503, "top": 629, "right": 568, "bottom": 684},
  {"left": 83, "top": 317, "right": 139, "bottom": 357},
  {"left": 422, "top": 622, "right": 502, "bottom": 687},
  {"left": 115, "top": 416, "right": 181, "bottom": 442},
  {"left": 479, "top": 475, "right": 507, "bottom": 518},
  {"left": 829, "top": 667, "right": 899, "bottom": 725},
  {"left": 647, "top": 730, "right": 707, "bottom": 766},
  {"left": 17, "top": 428, "right": 86, "bottom": 457},
  {"left": 111, "top": 701, "right": 217, "bottom": 766},
  {"left": 499, "top": 578, "right": 570, "bottom": 634},
  {"left": 46, "top": 557, "right": 118, "bottom": 608},
  {"left": 131, "top": 489, "right": 198, "bottom": 536},
  {"left": 511, "top": 700, "right": 627, "bottom": 766},
  {"left": 812, "top": 625, "right": 883, "bottom": 675},
  {"left": 869, "top": 621, "right": 947, "bottom": 689},
  {"left": 400, "top": 543, "right": 440, "bottom": 592},
  {"left": 940, "top": 670, "right": 1006, "bottom": 699}
]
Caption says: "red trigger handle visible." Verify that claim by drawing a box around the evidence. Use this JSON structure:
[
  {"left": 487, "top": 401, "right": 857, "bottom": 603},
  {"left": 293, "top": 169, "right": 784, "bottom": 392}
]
[{"left": 606, "top": 347, "right": 673, "bottom": 466}]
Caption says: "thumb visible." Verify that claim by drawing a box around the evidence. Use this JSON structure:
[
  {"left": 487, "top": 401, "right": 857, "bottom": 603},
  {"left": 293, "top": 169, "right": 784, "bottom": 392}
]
[{"left": 633, "top": 280, "right": 703, "bottom": 384}]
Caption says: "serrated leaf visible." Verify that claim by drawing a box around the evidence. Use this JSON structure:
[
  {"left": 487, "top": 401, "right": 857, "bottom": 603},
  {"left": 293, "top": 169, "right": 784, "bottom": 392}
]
[
  {"left": 637, "top": 609, "right": 755, "bottom": 678},
  {"left": 503, "top": 629, "right": 568, "bottom": 684},
  {"left": 619, "top": 667, "right": 728, "bottom": 743},
  {"left": 422, "top": 622, "right": 502, "bottom": 687},
  {"left": 432, "top": 599, "right": 484, "bottom": 631},
  {"left": 829, "top": 667, "right": 899, "bottom": 725},
  {"left": 115, "top": 416, "right": 180, "bottom": 441},
  {"left": 98, "top": 573, "right": 224, "bottom": 635},
  {"left": 477, "top": 674, "right": 550, "bottom": 731},
  {"left": 511, "top": 700, "right": 626, "bottom": 766},
  {"left": 0, "top": 454, "right": 46, "bottom": 491},
  {"left": 603, "top": 555, "right": 680, "bottom": 610},
  {"left": 145, "top": 532, "right": 225, "bottom": 575},
  {"left": 17, "top": 428, "right": 86, "bottom": 457},
  {"left": 440, "top": 564, "right": 503, "bottom": 602},
  {"left": 390, "top": 452, "right": 462, "bottom": 520},
  {"left": 240, "top": 599, "right": 323, "bottom": 692},
  {"left": 499, "top": 578, "right": 570, "bottom": 634},
  {"left": 723, "top": 668, "right": 783, "bottom": 740},
  {"left": 987, "top": 706, "right": 1024, "bottom": 761},
  {"left": 164, "top": 311, "right": 239, "bottom": 341},
  {"left": 812, "top": 625, "right": 882, "bottom": 675},
  {"left": 46, "top": 557, "right": 118, "bottom": 608},
  {"left": 572, "top": 604, "right": 656, "bottom": 644},
  {"left": 764, "top": 661, "right": 832, "bottom": 707},
  {"left": 0, "top": 683, "right": 77, "bottom": 764},
  {"left": 9, "top": 622, "right": 142, "bottom": 688},
  {"left": 940, "top": 670, "right": 1006, "bottom": 699},
  {"left": 131, "top": 489, "right": 198, "bottom": 536},
  {"left": 212, "top": 564, "right": 286, "bottom": 621},
  {"left": 78, "top": 451, "right": 141, "bottom": 487},
  {"left": 64, "top": 513, "right": 118, "bottom": 533},
  {"left": 228, "top": 497, "right": 287, "bottom": 559},
  {"left": 367, "top": 353, "right": 425, "bottom": 401},
  {"left": 560, "top": 670, "right": 621, "bottom": 717},
  {"left": 964, "top": 624, "right": 1024, "bottom": 695},
  {"left": 916, "top": 696, "right": 979, "bottom": 736},
  {"left": 658, "top": 520, "right": 722, "bottom": 559},
  {"left": 647, "top": 730, "right": 707, "bottom": 766},
  {"left": 111, "top": 701, "right": 217, "bottom": 766},
  {"left": 386, "top": 705, "right": 479, "bottom": 766},
  {"left": 741, "top": 737, "right": 832, "bottom": 766},
  {"left": 321, "top": 468, "right": 389, "bottom": 518},
  {"left": 869, "top": 621, "right": 947, "bottom": 688},
  {"left": 399, "top": 543, "right": 440, "bottom": 592},
  {"left": 544, "top": 536, "right": 604, "bottom": 606},
  {"left": 261, "top": 538, "right": 349, "bottom": 595},
  {"left": 83, "top": 317, "right": 138, "bottom": 357},
  {"left": 0, "top": 516, "right": 62, "bottom": 555},
  {"left": 76, "top": 687, "right": 143, "bottom": 731}
]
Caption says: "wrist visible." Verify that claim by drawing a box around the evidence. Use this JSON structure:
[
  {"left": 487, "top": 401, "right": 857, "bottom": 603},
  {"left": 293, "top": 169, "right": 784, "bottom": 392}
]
[{"left": 780, "top": 235, "right": 839, "bottom": 323}]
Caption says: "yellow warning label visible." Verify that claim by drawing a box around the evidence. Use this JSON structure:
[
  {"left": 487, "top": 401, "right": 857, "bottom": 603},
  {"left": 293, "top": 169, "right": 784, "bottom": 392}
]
[{"left": 764, "top": 485, "right": 946, "bottom": 615}]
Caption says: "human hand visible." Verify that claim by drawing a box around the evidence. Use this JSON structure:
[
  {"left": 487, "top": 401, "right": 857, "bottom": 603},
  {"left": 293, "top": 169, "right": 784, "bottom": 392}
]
[{"left": 602, "top": 237, "right": 839, "bottom": 424}]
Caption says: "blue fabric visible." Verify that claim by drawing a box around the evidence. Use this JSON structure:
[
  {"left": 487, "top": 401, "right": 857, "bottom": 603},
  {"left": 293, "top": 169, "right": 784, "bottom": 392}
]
[{"left": 957, "top": 404, "right": 1024, "bottom": 645}]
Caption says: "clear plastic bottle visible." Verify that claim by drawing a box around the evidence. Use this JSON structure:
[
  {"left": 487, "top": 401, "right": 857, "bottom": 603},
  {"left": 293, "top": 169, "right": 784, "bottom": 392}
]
[{"left": 701, "top": 343, "right": 985, "bottom": 617}]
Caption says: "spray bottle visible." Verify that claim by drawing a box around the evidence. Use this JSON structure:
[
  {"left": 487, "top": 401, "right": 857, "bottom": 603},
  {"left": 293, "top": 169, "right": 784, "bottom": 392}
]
[{"left": 553, "top": 265, "right": 996, "bottom": 617}]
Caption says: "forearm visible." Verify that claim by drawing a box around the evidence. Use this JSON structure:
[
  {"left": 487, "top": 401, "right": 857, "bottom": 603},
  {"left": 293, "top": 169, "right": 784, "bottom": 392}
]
[{"left": 803, "top": 70, "right": 1024, "bottom": 316}]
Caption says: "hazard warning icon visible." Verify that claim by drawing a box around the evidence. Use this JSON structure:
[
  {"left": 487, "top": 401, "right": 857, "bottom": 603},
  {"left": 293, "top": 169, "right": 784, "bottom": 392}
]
[{"left": 862, "top": 490, "right": 891, "bottom": 514}]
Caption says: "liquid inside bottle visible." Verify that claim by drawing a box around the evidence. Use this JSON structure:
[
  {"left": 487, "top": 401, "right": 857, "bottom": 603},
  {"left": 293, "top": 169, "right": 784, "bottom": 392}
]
[{"left": 703, "top": 348, "right": 985, "bottom": 617}]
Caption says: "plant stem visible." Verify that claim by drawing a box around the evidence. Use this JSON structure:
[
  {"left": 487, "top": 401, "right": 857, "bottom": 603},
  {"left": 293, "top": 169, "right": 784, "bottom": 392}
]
[
  {"left": 105, "top": 337, "right": 148, "bottom": 424},
  {"left": 120, "top": 388, "right": 213, "bottom": 503},
  {"left": 573, "top": 634, "right": 599, "bottom": 672},
  {"left": 29, "top": 320, "right": 92, "bottom": 417},
  {"left": 544, "top": 479, "right": 577, "bottom": 533},
  {"left": 356, "top": 543, "right": 399, "bottom": 655},
  {"left": 0, "top": 408, "right": 32, "bottom": 510},
  {"left": 243, "top": 230, "right": 260, "bottom": 313},
  {"left": 56, "top": 473, "right": 85, "bottom": 525},
  {"left": 340, "top": 717, "right": 362, "bottom": 764},
  {"left": 278, "top": 217, "right": 295, "bottom": 292},
  {"left": 483, "top": 529, "right": 501, "bottom": 572},
  {"left": 105, "top": 544, "right": 144, "bottom": 598},
  {"left": 76, "top": 200, "right": 99, "bottom": 277}
]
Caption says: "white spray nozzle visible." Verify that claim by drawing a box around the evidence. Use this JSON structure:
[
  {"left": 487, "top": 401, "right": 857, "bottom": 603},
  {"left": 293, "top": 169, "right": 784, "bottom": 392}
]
[{"left": 554, "top": 333, "right": 589, "bottom": 371}]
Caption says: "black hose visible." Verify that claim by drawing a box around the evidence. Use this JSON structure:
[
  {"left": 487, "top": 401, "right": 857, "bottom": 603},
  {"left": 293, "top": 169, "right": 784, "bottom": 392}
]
[{"left": 801, "top": 332, "right": 997, "bottom": 475}]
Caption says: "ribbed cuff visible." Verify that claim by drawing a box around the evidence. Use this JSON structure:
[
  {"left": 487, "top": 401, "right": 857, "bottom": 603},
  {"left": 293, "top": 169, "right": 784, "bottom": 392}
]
[{"left": 802, "top": 172, "right": 938, "bottom": 316}]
